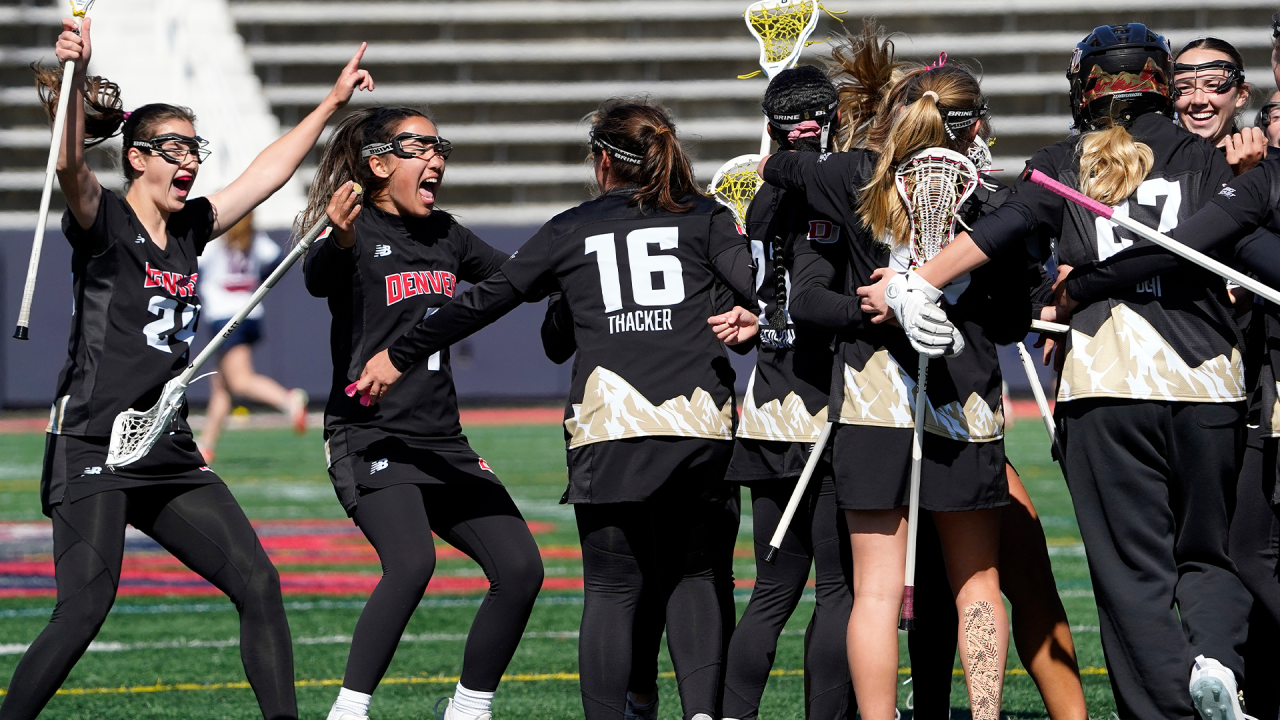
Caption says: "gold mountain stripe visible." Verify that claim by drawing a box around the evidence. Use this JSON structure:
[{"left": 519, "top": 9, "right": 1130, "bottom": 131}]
[
  {"left": 565, "top": 366, "right": 734, "bottom": 448},
  {"left": 737, "top": 369, "right": 827, "bottom": 442},
  {"left": 1059, "top": 303, "right": 1244, "bottom": 403},
  {"left": 837, "top": 349, "right": 1004, "bottom": 442}
]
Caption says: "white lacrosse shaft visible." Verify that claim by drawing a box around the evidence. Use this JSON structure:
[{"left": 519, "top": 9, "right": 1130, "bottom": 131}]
[
  {"left": 899, "top": 354, "right": 928, "bottom": 631},
  {"left": 1016, "top": 342, "right": 1060, "bottom": 458},
  {"left": 14, "top": 53, "right": 79, "bottom": 340},
  {"left": 1024, "top": 168, "right": 1280, "bottom": 306},
  {"left": 106, "top": 207, "right": 348, "bottom": 468},
  {"left": 763, "top": 420, "right": 834, "bottom": 563}
]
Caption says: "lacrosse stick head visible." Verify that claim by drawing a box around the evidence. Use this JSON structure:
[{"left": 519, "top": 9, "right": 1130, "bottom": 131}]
[
  {"left": 894, "top": 148, "right": 980, "bottom": 268},
  {"left": 106, "top": 375, "right": 190, "bottom": 469},
  {"left": 744, "top": 0, "right": 821, "bottom": 79},
  {"left": 68, "top": 0, "right": 96, "bottom": 17},
  {"left": 967, "top": 137, "right": 993, "bottom": 172},
  {"left": 709, "top": 154, "right": 764, "bottom": 231}
]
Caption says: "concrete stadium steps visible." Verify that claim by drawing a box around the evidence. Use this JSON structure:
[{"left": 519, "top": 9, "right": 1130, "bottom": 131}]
[{"left": 2, "top": 0, "right": 1278, "bottom": 224}]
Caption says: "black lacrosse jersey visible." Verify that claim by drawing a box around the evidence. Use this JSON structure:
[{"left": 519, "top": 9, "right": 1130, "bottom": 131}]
[
  {"left": 768, "top": 150, "right": 1027, "bottom": 443},
  {"left": 304, "top": 206, "right": 507, "bottom": 461},
  {"left": 50, "top": 189, "right": 211, "bottom": 438},
  {"left": 737, "top": 182, "right": 839, "bottom": 444},
  {"left": 499, "top": 189, "right": 753, "bottom": 449},
  {"left": 970, "top": 113, "right": 1244, "bottom": 404}
]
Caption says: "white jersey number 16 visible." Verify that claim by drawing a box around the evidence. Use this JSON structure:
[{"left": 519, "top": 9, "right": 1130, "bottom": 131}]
[{"left": 585, "top": 227, "right": 686, "bottom": 313}]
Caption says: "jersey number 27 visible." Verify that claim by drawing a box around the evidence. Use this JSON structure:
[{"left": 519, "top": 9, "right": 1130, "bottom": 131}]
[{"left": 585, "top": 228, "right": 686, "bottom": 312}]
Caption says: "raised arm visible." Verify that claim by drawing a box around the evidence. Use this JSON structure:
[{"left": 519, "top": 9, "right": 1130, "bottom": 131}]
[
  {"left": 207, "top": 45, "right": 374, "bottom": 235},
  {"left": 53, "top": 17, "right": 101, "bottom": 229}
]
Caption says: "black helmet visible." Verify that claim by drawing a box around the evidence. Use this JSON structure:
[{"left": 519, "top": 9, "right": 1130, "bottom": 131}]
[{"left": 1067, "top": 23, "right": 1174, "bottom": 132}]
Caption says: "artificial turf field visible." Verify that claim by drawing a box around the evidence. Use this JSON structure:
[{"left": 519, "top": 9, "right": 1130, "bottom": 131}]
[{"left": 0, "top": 420, "right": 1113, "bottom": 719}]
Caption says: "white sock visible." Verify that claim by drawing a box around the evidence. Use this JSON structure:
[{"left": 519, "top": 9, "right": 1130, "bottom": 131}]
[
  {"left": 328, "top": 687, "right": 372, "bottom": 719},
  {"left": 451, "top": 682, "right": 495, "bottom": 717}
]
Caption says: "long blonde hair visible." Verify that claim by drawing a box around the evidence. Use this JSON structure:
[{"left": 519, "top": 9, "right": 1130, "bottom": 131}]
[
  {"left": 828, "top": 24, "right": 988, "bottom": 248},
  {"left": 1076, "top": 125, "right": 1153, "bottom": 205}
]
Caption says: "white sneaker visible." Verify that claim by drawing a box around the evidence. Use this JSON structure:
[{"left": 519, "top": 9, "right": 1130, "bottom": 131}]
[
  {"left": 327, "top": 713, "right": 367, "bottom": 720},
  {"left": 1191, "top": 655, "right": 1247, "bottom": 720},
  {"left": 624, "top": 694, "right": 658, "bottom": 720},
  {"left": 440, "top": 698, "right": 493, "bottom": 720},
  {"left": 690, "top": 715, "right": 713, "bottom": 720}
]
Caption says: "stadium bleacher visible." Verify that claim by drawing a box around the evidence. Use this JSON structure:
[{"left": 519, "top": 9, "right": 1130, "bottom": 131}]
[{"left": 2, "top": 0, "right": 1278, "bottom": 229}]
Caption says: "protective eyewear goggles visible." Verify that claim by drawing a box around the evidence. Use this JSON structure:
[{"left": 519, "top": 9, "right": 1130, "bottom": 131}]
[
  {"left": 1272, "top": 12, "right": 1280, "bottom": 38},
  {"left": 130, "top": 133, "right": 211, "bottom": 164},
  {"left": 1172, "top": 61, "right": 1244, "bottom": 97},
  {"left": 1258, "top": 102, "right": 1280, "bottom": 127},
  {"left": 588, "top": 131, "right": 644, "bottom": 165},
  {"left": 361, "top": 132, "right": 453, "bottom": 160}
]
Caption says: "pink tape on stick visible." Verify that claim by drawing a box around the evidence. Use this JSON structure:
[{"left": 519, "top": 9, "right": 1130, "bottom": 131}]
[{"left": 1022, "top": 168, "right": 1115, "bottom": 220}]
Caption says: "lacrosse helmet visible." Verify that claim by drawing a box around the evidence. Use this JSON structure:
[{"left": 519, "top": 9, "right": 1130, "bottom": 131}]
[
  {"left": 1067, "top": 23, "right": 1174, "bottom": 132},
  {"left": 762, "top": 65, "right": 839, "bottom": 151}
]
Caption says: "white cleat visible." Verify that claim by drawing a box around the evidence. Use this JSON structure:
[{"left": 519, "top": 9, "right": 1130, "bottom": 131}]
[
  {"left": 439, "top": 698, "right": 493, "bottom": 720},
  {"left": 327, "top": 714, "right": 368, "bottom": 720},
  {"left": 690, "top": 715, "right": 713, "bottom": 720},
  {"left": 1190, "top": 655, "right": 1250, "bottom": 720}
]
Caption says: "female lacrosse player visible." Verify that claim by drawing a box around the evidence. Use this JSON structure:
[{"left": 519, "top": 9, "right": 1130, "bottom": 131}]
[
  {"left": 197, "top": 212, "right": 308, "bottom": 463},
  {"left": 715, "top": 64, "right": 857, "bottom": 720},
  {"left": 1173, "top": 37, "right": 1267, "bottom": 175},
  {"left": 302, "top": 107, "right": 544, "bottom": 720},
  {"left": 755, "top": 32, "right": 1022, "bottom": 720},
  {"left": 350, "top": 98, "right": 755, "bottom": 720},
  {"left": 2, "top": 18, "right": 372, "bottom": 720},
  {"left": 861, "top": 24, "right": 1253, "bottom": 720}
]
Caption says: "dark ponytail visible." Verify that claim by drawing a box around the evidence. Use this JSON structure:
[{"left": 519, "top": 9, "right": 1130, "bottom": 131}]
[
  {"left": 33, "top": 64, "right": 196, "bottom": 183},
  {"left": 296, "top": 106, "right": 429, "bottom": 236},
  {"left": 588, "top": 99, "right": 701, "bottom": 213}
]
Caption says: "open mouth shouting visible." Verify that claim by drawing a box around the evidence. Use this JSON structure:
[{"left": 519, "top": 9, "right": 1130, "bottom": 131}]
[
  {"left": 419, "top": 175, "right": 439, "bottom": 207},
  {"left": 172, "top": 173, "right": 195, "bottom": 199}
]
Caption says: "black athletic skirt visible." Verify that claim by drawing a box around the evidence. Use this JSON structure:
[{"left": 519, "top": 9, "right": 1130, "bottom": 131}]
[
  {"left": 830, "top": 423, "right": 1008, "bottom": 512},
  {"left": 727, "top": 437, "right": 830, "bottom": 484},
  {"left": 327, "top": 435, "right": 502, "bottom": 515},
  {"left": 41, "top": 432, "right": 222, "bottom": 516},
  {"left": 565, "top": 436, "right": 733, "bottom": 504}
]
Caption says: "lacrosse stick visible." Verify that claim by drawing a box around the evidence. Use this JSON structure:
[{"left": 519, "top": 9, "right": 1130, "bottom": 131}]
[
  {"left": 14, "top": 0, "right": 97, "bottom": 340},
  {"left": 106, "top": 190, "right": 360, "bottom": 468},
  {"left": 743, "top": 0, "right": 835, "bottom": 155},
  {"left": 709, "top": 154, "right": 765, "bottom": 231},
  {"left": 1023, "top": 168, "right": 1280, "bottom": 306},
  {"left": 1016, "top": 343, "right": 1061, "bottom": 459},
  {"left": 895, "top": 148, "right": 980, "bottom": 631},
  {"left": 763, "top": 420, "right": 833, "bottom": 562}
]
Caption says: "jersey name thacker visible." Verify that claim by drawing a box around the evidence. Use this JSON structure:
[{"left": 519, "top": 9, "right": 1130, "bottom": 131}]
[
  {"left": 50, "top": 190, "right": 212, "bottom": 437},
  {"left": 304, "top": 205, "right": 508, "bottom": 460}
]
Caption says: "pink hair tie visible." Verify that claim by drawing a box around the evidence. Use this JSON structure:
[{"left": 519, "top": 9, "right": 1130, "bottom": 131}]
[
  {"left": 122, "top": 111, "right": 132, "bottom": 120},
  {"left": 927, "top": 52, "right": 948, "bottom": 70}
]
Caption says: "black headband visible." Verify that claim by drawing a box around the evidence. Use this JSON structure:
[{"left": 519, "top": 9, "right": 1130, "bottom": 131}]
[
  {"left": 939, "top": 102, "right": 988, "bottom": 140},
  {"left": 764, "top": 98, "right": 838, "bottom": 128},
  {"left": 589, "top": 131, "right": 644, "bottom": 165}
]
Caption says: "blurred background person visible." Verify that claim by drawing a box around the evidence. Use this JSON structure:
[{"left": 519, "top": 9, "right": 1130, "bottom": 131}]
[
  {"left": 1257, "top": 91, "right": 1280, "bottom": 148},
  {"left": 197, "top": 212, "right": 308, "bottom": 463}
]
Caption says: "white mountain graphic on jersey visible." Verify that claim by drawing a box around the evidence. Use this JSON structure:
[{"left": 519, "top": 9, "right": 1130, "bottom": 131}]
[
  {"left": 1059, "top": 303, "right": 1244, "bottom": 403},
  {"left": 566, "top": 366, "right": 734, "bottom": 448},
  {"left": 737, "top": 370, "right": 826, "bottom": 442},
  {"left": 837, "top": 348, "right": 1003, "bottom": 442}
]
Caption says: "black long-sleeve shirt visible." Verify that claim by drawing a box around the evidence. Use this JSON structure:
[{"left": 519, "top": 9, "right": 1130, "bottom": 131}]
[{"left": 385, "top": 188, "right": 754, "bottom": 450}]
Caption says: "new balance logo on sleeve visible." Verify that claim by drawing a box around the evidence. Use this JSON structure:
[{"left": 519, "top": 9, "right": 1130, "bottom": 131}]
[
  {"left": 1218, "top": 186, "right": 1236, "bottom": 198},
  {"left": 374, "top": 244, "right": 392, "bottom": 257},
  {"left": 83, "top": 466, "right": 102, "bottom": 475},
  {"left": 370, "top": 458, "right": 389, "bottom": 474}
]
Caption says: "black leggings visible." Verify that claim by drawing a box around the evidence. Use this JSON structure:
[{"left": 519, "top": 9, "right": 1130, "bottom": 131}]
[
  {"left": 1228, "top": 424, "right": 1280, "bottom": 720},
  {"left": 576, "top": 496, "right": 724, "bottom": 720},
  {"left": 0, "top": 484, "right": 295, "bottom": 720},
  {"left": 343, "top": 482, "right": 544, "bottom": 694},
  {"left": 722, "top": 476, "right": 854, "bottom": 720}
]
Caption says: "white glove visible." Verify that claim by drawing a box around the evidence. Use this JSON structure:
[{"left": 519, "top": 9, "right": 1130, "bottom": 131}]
[{"left": 884, "top": 271, "right": 957, "bottom": 358}]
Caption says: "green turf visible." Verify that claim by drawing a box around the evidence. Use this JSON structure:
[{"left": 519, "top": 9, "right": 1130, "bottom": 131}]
[{"left": 0, "top": 420, "right": 1110, "bottom": 719}]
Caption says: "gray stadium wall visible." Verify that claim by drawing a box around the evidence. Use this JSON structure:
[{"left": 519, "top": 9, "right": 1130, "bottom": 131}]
[{"left": 0, "top": 228, "right": 1048, "bottom": 410}]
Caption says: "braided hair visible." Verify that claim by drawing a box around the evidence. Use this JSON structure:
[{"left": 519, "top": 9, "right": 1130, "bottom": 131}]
[{"left": 761, "top": 66, "right": 838, "bottom": 332}]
